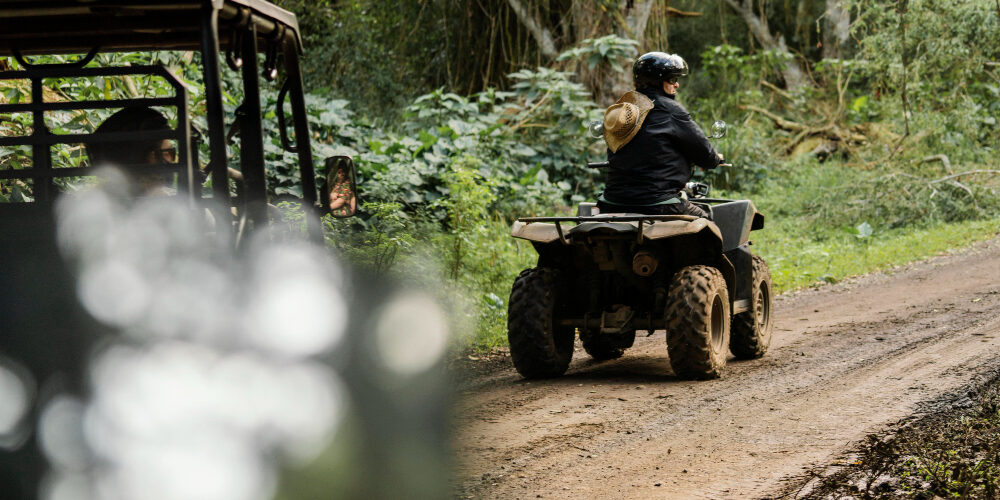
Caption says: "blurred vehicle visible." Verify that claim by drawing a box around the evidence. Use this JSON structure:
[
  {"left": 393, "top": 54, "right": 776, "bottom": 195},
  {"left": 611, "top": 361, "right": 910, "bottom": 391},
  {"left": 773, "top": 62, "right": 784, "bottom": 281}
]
[{"left": 0, "top": 2, "right": 380, "bottom": 498}]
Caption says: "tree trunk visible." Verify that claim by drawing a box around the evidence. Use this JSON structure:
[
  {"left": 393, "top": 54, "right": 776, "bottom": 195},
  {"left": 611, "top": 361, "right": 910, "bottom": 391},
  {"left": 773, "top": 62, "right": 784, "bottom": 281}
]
[
  {"left": 822, "top": 0, "right": 851, "bottom": 60},
  {"left": 506, "top": 0, "right": 558, "bottom": 59},
  {"left": 599, "top": 0, "right": 657, "bottom": 102},
  {"left": 625, "top": 0, "right": 656, "bottom": 44},
  {"left": 722, "top": 0, "right": 810, "bottom": 90}
]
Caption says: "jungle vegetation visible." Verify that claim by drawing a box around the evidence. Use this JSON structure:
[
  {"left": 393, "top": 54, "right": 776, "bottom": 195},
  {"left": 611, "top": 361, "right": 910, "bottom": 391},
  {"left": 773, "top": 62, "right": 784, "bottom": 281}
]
[{"left": 2, "top": 0, "right": 999, "bottom": 350}]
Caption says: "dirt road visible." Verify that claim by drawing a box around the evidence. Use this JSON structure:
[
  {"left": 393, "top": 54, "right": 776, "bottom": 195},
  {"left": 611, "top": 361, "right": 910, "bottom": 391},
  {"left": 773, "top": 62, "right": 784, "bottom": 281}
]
[{"left": 453, "top": 237, "right": 1000, "bottom": 499}]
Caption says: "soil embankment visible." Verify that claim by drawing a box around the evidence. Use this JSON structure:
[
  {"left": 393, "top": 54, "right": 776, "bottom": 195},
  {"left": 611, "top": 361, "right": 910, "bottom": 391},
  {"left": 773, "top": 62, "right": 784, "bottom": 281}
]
[{"left": 453, "top": 237, "right": 1000, "bottom": 499}]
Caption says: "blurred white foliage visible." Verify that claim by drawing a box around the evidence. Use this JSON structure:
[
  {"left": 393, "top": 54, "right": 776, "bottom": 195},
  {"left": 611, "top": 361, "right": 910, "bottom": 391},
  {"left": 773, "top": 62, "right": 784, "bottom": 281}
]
[
  {"left": 46, "top": 174, "right": 351, "bottom": 500},
  {"left": 374, "top": 292, "right": 450, "bottom": 376},
  {"left": 0, "top": 359, "right": 31, "bottom": 442}
]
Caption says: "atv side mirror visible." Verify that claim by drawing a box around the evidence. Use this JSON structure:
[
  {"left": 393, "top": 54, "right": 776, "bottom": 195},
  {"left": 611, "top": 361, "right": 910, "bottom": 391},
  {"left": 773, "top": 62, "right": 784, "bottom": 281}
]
[
  {"left": 710, "top": 120, "right": 728, "bottom": 139},
  {"left": 588, "top": 120, "right": 604, "bottom": 138},
  {"left": 321, "top": 155, "right": 358, "bottom": 218}
]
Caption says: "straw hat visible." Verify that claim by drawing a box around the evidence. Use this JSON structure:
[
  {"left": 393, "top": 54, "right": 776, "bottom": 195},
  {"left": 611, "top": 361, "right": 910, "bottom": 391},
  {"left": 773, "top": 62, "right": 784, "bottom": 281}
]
[{"left": 603, "top": 91, "right": 654, "bottom": 153}]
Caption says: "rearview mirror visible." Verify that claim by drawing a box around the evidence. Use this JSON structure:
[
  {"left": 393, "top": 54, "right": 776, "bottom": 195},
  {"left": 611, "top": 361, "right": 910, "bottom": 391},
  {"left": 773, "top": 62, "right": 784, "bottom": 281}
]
[
  {"left": 321, "top": 155, "right": 358, "bottom": 218},
  {"left": 588, "top": 120, "right": 604, "bottom": 139},
  {"left": 710, "top": 120, "right": 728, "bottom": 139}
]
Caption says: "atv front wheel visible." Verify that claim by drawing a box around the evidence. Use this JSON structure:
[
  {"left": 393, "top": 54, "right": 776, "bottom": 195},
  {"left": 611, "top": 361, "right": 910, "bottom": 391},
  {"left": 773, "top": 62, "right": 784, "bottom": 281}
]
[
  {"left": 507, "top": 267, "right": 575, "bottom": 378},
  {"left": 665, "top": 265, "right": 730, "bottom": 379},
  {"left": 730, "top": 255, "right": 773, "bottom": 359}
]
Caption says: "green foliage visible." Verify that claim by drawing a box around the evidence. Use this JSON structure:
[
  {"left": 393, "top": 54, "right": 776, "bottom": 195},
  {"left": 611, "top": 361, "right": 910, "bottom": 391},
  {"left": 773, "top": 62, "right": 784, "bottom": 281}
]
[
  {"left": 300, "top": 67, "right": 600, "bottom": 220},
  {"left": 437, "top": 156, "right": 496, "bottom": 279},
  {"left": 696, "top": 44, "right": 772, "bottom": 115},
  {"left": 847, "top": 0, "right": 1000, "bottom": 152},
  {"left": 324, "top": 201, "right": 415, "bottom": 276},
  {"left": 557, "top": 35, "right": 639, "bottom": 71}
]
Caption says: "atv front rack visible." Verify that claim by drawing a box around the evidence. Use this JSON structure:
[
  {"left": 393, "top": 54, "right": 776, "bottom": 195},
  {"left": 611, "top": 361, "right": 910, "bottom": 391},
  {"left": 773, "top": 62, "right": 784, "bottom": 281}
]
[{"left": 516, "top": 214, "right": 700, "bottom": 245}]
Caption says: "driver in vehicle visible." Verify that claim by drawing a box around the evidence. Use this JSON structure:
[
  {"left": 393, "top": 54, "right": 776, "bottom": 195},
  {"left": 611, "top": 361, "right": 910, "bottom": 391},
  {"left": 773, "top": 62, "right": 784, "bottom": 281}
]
[
  {"left": 86, "top": 107, "right": 177, "bottom": 195},
  {"left": 598, "top": 52, "right": 723, "bottom": 219}
]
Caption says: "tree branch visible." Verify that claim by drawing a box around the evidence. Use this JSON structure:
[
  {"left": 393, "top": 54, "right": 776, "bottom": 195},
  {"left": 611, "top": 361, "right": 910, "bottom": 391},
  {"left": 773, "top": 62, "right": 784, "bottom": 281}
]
[
  {"left": 759, "top": 79, "right": 793, "bottom": 101},
  {"left": 665, "top": 7, "right": 702, "bottom": 18}
]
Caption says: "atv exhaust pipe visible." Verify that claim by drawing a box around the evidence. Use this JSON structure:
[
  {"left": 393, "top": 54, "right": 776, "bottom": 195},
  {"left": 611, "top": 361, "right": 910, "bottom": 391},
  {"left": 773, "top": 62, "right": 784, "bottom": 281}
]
[{"left": 632, "top": 251, "right": 658, "bottom": 277}]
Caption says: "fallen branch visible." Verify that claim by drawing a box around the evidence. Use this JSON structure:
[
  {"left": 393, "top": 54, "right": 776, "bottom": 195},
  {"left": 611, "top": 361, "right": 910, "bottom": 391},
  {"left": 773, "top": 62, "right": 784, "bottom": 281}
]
[
  {"left": 921, "top": 154, "right": 953, "bottom": 174},
  {"left": 744, "top": 105, "right": 865, "bottom": 155},
  {"left": 786, "top": 124, "right": 834, "bottom": 153},
  {"left": 743, "top": 105, "right": 807, "bottom": 131},
  {"left": 928, "top": 169, "right": 1000, "bottom": 184},
  {"left": 759, "top": 80, "right": 793, "bottom": 101}
]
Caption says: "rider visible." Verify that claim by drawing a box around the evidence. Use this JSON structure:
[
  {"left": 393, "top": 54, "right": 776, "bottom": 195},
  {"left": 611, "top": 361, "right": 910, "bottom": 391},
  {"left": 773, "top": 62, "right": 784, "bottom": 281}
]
[
  {"left": 598, "top": 52, "right": 723, "bottom": 219},
  {"left": 86, "top": 107, "right": 177, "bottom": 195}
]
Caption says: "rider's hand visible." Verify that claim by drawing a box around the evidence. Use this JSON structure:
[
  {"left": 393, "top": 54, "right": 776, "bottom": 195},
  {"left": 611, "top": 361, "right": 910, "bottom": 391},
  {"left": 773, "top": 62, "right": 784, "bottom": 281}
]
[{"left": 716, "top": 153, "right": 732, "bottom": 168}]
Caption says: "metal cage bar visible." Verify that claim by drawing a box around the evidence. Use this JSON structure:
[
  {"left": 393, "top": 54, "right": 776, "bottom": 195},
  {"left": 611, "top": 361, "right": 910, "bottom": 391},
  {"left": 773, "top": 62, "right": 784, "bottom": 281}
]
[
  {"left": 199, "top": 5, "right": 229, "bottom": 206},
  {"left": 283, "top": 43, "right": 321, "bottom": 242},
  {"left": 0, "top": 64, "right": 190, "bottom": 190},
  {"left": 238, "top": 20, "right": 268, "bottom": 228}
]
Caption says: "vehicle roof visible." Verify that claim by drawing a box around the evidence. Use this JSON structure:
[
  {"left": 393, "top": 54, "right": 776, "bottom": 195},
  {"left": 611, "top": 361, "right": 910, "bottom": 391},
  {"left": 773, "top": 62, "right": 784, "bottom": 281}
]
[{"left": 0, "top": 0, "right": 302, "bottom": 56}]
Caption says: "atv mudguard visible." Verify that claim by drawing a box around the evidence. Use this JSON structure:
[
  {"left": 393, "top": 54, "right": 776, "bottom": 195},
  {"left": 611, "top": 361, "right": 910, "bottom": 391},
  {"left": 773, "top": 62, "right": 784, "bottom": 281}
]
[{"left": 709, "top": 200, "right": 764, "bottom": 252}]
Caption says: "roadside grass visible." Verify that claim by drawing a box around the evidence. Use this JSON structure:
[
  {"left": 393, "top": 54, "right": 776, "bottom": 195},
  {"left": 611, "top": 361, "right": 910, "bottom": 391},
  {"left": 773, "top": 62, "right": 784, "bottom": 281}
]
[
  {"left": 729, "top": 156, "right": 1000, "bottom": 293},
  {"left": 799, "top": 376, "right": 1000, "bottom": 499},
  {"left": 445, "top": 217, "right": 537, "bottom": 352},
  {"left": 756, "top": 217, "right": 1000, "bottom": 293}
]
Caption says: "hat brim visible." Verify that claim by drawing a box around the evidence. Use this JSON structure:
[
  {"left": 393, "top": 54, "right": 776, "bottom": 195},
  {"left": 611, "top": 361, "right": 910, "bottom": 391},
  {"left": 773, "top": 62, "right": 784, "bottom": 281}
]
[{"left": 604, "top": 91, "right": 654, "bottom": 153}]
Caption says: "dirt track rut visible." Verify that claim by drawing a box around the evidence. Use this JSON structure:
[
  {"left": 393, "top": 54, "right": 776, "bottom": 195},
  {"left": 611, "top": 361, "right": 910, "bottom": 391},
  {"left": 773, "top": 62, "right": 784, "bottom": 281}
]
[{"left": 453, "top": 237, "right": 1000, "bottom": 499}]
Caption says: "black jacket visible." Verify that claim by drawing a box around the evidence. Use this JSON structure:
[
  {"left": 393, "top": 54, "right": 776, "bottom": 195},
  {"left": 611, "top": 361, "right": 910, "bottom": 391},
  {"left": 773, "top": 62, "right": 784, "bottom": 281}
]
[{"left": 602, "top": 87, "right": 720, "bottom": 205}]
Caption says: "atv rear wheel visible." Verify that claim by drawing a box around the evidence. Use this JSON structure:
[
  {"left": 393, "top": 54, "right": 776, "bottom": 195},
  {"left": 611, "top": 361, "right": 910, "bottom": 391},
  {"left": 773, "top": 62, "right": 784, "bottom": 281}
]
[
  {"left": 507, "top": 267, "right": 575, "bottom": 378},
  {"left": 665, "top": 265, "right": 730, "bottom": 379},
  {"left": 730, "top": 255, "right": 773, "bottom": 359},
  {"left": 580, "top": 330, "right": 634, "bottom": 361}
]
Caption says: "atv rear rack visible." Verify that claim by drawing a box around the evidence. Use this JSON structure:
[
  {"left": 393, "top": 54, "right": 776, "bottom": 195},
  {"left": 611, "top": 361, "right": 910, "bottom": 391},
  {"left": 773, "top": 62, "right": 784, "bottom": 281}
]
[
  {"left": 517, "top": 215, "right": 699, "bottom": 223},
  {"left": 516, "top": 214, "right": 700, "bottom": 245}
]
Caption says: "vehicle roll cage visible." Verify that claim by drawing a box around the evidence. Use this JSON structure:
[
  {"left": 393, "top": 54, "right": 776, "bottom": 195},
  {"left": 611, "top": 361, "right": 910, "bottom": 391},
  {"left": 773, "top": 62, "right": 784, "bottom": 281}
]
[
  {"left": 0, "top": 0, "right": 322, "bottom": 239},
  {"left": 0, "top": 65, "right": 194, "bottom": 201}
]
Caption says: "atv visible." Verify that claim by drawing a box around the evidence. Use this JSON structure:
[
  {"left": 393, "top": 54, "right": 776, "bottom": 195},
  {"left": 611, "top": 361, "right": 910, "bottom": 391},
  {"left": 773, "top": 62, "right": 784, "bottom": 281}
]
[{"left": 506, "top": 123, "right": 773, "bottom": 380}]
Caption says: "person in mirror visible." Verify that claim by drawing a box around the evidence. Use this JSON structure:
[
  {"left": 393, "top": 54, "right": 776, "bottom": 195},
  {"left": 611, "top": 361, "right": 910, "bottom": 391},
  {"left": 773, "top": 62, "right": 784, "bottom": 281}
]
[
  {"left": 86, "top": 107, "right": 177, "bottom": 196},
  {"left": 597, "top": 52, "right": 724, "bottom": 219},
  {"left": 328, "top": 165, "right": 356, "bottom": 216}
]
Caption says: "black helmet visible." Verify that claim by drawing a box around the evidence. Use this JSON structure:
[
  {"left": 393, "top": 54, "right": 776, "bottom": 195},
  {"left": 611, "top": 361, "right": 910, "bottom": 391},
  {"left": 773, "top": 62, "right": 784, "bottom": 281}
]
[{"left": 633, "top": 52, "right": 688, "bottom": 90}]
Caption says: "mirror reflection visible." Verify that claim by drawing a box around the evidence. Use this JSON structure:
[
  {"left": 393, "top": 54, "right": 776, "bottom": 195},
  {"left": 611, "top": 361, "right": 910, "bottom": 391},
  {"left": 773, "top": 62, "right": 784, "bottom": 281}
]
[
  {"left": 588, "top": 120, "right": 604, "bottom": 139},
  {"left": 710, "top": 120, "right": 728, "bottom": 139},
  {"left": 324, "top": 156, "right": 357, "bottom": 218}
]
